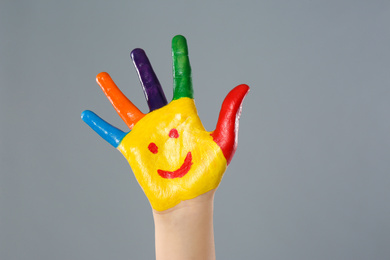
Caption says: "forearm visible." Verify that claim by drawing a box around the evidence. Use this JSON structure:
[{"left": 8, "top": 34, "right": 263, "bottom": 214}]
[{"left": 153, "top": 189, "right": 216, "bottom": 260}]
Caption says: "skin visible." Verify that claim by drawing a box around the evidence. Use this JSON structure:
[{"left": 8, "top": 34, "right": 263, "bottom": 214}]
[
  {"left": 81, "top": 35, "right": 249, "bottom": 259},
  {"left": 153, "top": 189, "right": 216, "bottom": 260}
]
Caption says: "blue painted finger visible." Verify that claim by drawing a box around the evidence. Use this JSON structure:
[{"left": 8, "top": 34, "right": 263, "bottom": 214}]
[{"left": 81, "top": 110, "right": 127, "bottom": 148}]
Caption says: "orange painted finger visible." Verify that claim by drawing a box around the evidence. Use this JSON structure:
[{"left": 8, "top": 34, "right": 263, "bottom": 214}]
[{"left": 96, "top": 72, "right": 145, "bottom": 129}]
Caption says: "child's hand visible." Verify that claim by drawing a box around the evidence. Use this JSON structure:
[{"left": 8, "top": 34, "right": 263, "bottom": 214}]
[{"left": 81, "top": 35, "right": 249, "bottom": 211}]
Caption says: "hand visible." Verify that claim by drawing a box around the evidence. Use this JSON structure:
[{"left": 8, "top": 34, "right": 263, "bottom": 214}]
[{"left": 81, "top": 35, "right": 249, "bottom": 211}]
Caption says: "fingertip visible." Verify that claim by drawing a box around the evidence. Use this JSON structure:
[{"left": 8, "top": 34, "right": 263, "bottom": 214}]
[
  {"left": 242, "top": 84, "right": 250, "bottom": 91},
  {"left": 227, "top": 84, "right": 250, "bottom": 104},
  {"left": 81, "top": 110, "right": 93, "bottom": 121},
  {"left": 130, "top": 48, "right": 146, "bottom": 60},
  {"left": 130, "top": 48, "right": 150, "bottom": 71},
  {"left": 236, "top": 84, "right": 250, "bottom": 95},
  {"left": 96, "top": 72, "right": 110, "bottom": 84},
  {"left": 172, "top": 35, "right": 188, "bottom": 54},
  {"left": 81, "top": 110, "right": 100, "bottom": 127},
  {"left": 172, "top": 35, "right": 186, "bottom": 41}
]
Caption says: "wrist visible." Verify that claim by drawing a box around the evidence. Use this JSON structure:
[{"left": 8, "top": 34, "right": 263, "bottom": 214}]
[
  {"left": 153, "top": 189, "right": 215, "bottom": 216},
  {"left": 152, "top": 189, "right": 216, "bottom": 260}
]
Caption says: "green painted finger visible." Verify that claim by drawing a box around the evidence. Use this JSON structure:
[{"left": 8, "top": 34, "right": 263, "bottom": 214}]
[{"left": 172, "top": 35, "right": 193, "bottom": 100}]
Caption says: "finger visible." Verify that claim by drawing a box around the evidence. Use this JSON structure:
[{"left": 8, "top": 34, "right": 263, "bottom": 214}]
[
  {"left": 211, "top": 84, "right": 250, "bottom": 165},
  {"left": 172, "top": 35, "right": 193, "bottom": 100},
  {"left": 81, "top": 110, "right": 127, "bottom": 148},
  {"left": 131, "top": 48, "right": 168, "bottom": 112},
  {"left": 96, "top": 72, "right": 145, "bottom": 129}
]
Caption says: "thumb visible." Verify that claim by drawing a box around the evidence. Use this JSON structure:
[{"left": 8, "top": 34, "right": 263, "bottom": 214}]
[{"left": 211, "top": 84, "right": 250, "bottom": 165}]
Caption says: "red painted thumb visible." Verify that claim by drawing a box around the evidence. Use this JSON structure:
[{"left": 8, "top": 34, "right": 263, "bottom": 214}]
[{"left": 211, "top": 84, "right": 250, "bottom": 165}]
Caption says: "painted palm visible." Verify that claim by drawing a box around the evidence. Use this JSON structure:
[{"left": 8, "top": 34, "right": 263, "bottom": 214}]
[{"left": 81, "top": 35, "right": 249, "bottom": 211}]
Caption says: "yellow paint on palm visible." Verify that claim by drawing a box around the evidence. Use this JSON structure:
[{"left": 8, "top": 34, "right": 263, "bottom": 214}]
[{"left": 118, "top": 98, "right": 227, "bottom": 211}]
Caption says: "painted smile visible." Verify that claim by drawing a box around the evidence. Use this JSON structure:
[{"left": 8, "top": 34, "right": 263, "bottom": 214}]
[{"left": 157, "top": 152, "right": 193, "bottom": 179}]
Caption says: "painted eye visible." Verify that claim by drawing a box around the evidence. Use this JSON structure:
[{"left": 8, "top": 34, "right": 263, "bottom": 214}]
[
  {"left": 148, "top": 142, "right": 158, "bottom": 154},
  {"left": 169, "top": 128, "right": 179, "bottom": 138}
]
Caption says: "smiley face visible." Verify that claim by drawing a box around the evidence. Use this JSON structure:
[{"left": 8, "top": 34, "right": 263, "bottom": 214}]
[
  {"left": 147, "top": 128, "right": 194, "bottom": 179},
  {"left": 118, "top": 98, "right": 227, "bottom": 211}
]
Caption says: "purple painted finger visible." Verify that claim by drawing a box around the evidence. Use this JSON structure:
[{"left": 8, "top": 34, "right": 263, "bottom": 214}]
[{"left": 131, "top": 48, "right": 168, "bottom": 112}]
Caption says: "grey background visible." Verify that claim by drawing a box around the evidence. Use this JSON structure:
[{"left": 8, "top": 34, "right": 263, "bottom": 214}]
[{"left": 1, "top": 0, "right": 389, "bottom": 259}]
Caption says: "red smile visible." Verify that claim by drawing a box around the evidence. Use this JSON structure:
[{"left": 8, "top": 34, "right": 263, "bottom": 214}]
[{"left": 157, "top": 152, "right": 193, "bottom": 179}]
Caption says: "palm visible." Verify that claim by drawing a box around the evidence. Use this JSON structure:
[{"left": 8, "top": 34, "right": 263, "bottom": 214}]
[{"left": 82, "top": 35, "right": 249, "bottom": 211}]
